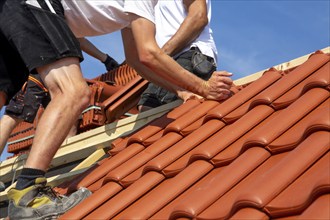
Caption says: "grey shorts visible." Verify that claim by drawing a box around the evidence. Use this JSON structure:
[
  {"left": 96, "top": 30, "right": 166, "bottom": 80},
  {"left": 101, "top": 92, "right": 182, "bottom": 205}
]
[{"left": 0, "top": 0, "right": 83, "bottom": 101}]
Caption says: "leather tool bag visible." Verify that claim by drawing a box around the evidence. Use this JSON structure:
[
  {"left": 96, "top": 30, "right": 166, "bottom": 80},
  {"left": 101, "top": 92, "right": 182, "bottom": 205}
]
[{"left": 191, "top": 47, "right": 216, "bottom": 80}]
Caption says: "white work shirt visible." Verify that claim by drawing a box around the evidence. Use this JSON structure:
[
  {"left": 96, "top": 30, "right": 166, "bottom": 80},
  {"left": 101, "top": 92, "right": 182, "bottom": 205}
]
[
  {"left": 155, "top": 0, "right": 218, "bottom": 63},
  {"left": 124, "top": 0, "right": 157, "bottom": 23},
  {"left": 62, "top": 0, "right": 158, "bottom": 38}
]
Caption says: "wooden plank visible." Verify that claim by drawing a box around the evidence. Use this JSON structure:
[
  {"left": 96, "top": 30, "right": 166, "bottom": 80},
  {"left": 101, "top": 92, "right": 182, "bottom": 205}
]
[
  {"left": 47, "top": 148, "right": 108, "bottom": 187},
  {"left": 70, "top": 148, "right": 107, "bottom": 172},
  {"left": 46, "top": 167, "right": 91, "bottom": 188}
]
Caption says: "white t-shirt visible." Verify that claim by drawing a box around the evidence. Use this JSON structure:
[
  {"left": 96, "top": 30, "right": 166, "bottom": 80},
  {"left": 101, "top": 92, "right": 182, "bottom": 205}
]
[
  {"left": 62, "top": 0, "right": 158, "bottom": 38},
  {"left": 123, "top": 0, "right": 157, "bottom": 23},
  {"left": 155, "top": 0, "right": 218, "bottom": 63}
]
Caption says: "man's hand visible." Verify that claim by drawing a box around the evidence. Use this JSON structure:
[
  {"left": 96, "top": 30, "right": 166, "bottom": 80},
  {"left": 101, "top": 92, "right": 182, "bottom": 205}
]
[
  {"left": 202, "top": 71, "right": 233, "bottom": 101},
  {"left": 103, "top": 54, "right": 119, "bottom": 71}
]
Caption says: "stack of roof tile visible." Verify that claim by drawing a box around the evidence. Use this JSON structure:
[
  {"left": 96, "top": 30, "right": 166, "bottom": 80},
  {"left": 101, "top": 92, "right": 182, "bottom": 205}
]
[
  {"left": 55, "top": 50, "right": 329, "bottom": 220},
  {"left": 7, "top": 107, "right": 44, "bottom": 156},
  {"left": 79, "top": 63, "right": 145, "bottom": 132},
  {"left": 7, "top": 122, "right": 34, "bottom": 155},
  {"left": 6, "top": 64, "right": 146, "bottom": 157}
]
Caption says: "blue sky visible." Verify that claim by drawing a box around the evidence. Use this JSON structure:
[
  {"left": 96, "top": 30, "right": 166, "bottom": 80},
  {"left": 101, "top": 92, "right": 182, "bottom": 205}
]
[
  {"left": 1, "top": 0, "right": 329, "bottom": 161},
  {"left": 80, "top": 0, "right": 330, "bottom": 80}
]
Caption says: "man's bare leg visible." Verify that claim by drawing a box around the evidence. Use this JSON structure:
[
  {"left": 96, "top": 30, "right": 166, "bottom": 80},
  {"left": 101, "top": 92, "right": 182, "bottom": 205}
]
[
  {"left": 63, "top": 120, "right": 79, "bottom": 145},
  {"left": 0, "top": 115, "right": 21, "bottom": 156},
  {"left": 24, "top": 57, "right": 90, "bottom": 171}
]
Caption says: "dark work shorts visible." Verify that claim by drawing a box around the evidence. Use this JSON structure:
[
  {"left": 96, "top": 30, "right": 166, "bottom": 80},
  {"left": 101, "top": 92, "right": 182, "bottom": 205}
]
[
  {"left": 138, "top": 48, "right": 216, "bottom": 108},
  {"left": 0, "top": 0, "right": 83, "bottom": 101},
  {"left": 5, "top": 74, "right": 50, "bottom": 123},
  {"left": 0, "top": 34, "right": 29, "bottom": 104}
]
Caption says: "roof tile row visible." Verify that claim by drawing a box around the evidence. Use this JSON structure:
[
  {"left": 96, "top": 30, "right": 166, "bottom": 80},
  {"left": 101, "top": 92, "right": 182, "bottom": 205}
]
[{"left": 55, "top": 50, "right": 329, "bottom": 219}]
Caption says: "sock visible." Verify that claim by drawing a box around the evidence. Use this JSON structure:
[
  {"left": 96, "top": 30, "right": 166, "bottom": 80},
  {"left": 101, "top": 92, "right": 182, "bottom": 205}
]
[{"left": 16, "top": 168, "right": 45, "bottom": 190}]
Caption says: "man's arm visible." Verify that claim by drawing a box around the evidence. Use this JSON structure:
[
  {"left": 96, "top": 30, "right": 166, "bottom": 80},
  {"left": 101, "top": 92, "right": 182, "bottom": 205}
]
[
  {"left": 123, "top": 15, "right": 232, "bottom": 101},
  {"left": 121, "top": 27, "right": 181, "bottom": 94},
  {"left": 78, "top": 38, "right": 107, "bottom": 63},
  {"left": 162, "top": 0, "right": 208, "bottom": 56},
  {"left": 122, "top": 27, "right": 200, "bottom": 103},
  {"left": 78, "top": 37, "right": 119, "bottom": 71}
]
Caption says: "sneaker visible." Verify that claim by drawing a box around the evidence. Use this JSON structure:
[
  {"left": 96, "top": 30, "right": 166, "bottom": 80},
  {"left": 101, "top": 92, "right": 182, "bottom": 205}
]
[{"left": 7, "top": 177, "right": 91, "bottom": 220}]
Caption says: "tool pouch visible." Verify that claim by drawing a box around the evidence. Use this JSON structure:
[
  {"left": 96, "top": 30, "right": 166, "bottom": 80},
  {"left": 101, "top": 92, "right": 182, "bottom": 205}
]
[{"left": 191, "top": 47, "right": 216, "bottom": 80}]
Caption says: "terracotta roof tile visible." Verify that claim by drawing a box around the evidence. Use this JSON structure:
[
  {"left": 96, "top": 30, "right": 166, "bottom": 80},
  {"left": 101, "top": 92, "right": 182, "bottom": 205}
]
[
  {"left": 274, "top": 194, "right": 330, "bottom": 220},
  {"left": 115, "top": 160, "right": 214, "bottom": 220},
  {"left": 57, "top": 50, "right": 329, "bottom": 219},
  {"left": 265, "top": 152, "right": 330, "bottom": 218},
  {"left": 197, "top": 132, "right": 328, "bottom": 220},
  {"left": 76, "top": 143, "right": 145, "bottom": 190},
  {"left": 87, "top": 172, "right": 165, "bottom": 220},
  {"left": 128, "top": 99, "right": 202, "bottom": 144},
  {"left": 164, "top": 100, "right": 219, "bottom": 134},
  {"left": 271, "top": 62, "right": 329, "bottom": 109},
  {"left": 254, "top": 53, "right": 327, "bottom": 103},
  {"left": 162, "top": 148, "right": 271, "bottom": 220},
  {"left": 267, "top": 100, "right": 329, "bottom": 153},
  {"left": 62, "top": 182, "right": 123, "bottom": 220},
  {"left": 244, "top": 88, "right": 328, "bottom": 149},
  {"left": 92, "top": 63, "right": 139, "bottom": 86},
  {"left": 101, "top": 76, "right": 147, "bottom": 123},
  {"left": 230, "top": 208, "right": 269, "bottom": 220},
  {"left": 109, "top": 137, "right": 130, "bottom": 155},
  {"left": 103, "top": 132, "right": 183, "bottom": 184},
  {"left": 7, "top": 108, "right": 44, "bottom": 154},
  {"left": 204, "top": 68, "right": 283, "bottom": 122}
]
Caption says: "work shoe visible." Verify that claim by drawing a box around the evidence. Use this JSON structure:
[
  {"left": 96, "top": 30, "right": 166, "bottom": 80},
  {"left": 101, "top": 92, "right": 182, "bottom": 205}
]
[{"left": 7, "top": 177, "right": 91, "bottom": 220}]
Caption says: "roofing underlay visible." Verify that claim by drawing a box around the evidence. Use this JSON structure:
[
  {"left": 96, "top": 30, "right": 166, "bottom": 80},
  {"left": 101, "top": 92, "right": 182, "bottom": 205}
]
[{"left": 49, "top": 49, "right": 329, "bottom": 219}]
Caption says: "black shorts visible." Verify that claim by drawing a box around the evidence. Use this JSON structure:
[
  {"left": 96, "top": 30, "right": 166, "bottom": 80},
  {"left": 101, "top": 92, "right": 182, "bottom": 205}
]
[
  {"left": 0, "top": 35, "right": 29, "bottom": 104},
  {"left": 5, "top": 74, "right": 50, "bottom": 123},
  {"left": 0, "top": 0, "right": 82, "bottom": 101}
]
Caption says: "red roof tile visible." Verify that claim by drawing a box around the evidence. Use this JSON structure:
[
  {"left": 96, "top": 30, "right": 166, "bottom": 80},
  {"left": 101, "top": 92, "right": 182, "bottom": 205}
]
[{"left": 54, "top": 50, "right": 330, "bottom": 219}]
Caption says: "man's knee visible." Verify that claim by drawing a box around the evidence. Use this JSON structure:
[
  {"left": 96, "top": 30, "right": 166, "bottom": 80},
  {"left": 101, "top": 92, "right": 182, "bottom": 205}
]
[
  {"left": 58, "top": 78, "right": 90, "bottom": 110},
  {"left": 37, "top": 58, "right": 90, "bottom": 109},
  {"left": 73, "top": 81, "right": 90, "bottom": 109}
]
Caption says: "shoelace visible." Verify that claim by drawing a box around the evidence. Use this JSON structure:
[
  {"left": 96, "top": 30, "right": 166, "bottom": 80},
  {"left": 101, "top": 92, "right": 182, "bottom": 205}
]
[{"left": 37, "top": 185, "right": 61, "bottom": 201}]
